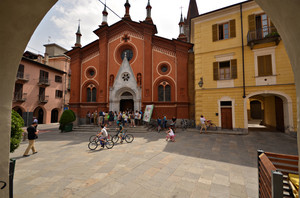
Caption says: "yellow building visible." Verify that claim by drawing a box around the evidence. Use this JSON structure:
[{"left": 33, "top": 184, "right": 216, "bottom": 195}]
[{"left": 191, "top": 0, "right": 297, "bottom": 134}]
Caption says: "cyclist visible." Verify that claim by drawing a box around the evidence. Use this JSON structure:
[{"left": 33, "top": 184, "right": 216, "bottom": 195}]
[
  {"left": 97, "top": 125, "right": 108, "bottom": 147},
  {"left": 200, "top": 115, "right": 207, "bottom": 133},
  {"left": 116, "top": 123, "right": 125, "bottom": 143}
]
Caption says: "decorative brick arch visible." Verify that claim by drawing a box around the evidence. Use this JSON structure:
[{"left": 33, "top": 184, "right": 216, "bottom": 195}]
[
  {"left": 81, "top": 80, "right": 99, "bottom": 102},
  {"left": 153, "top": 77, "right": 176, "bottom": 102}
]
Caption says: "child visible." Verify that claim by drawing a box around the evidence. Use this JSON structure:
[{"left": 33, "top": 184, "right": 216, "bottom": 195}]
[{"left": 166, "top": 127, "right": 175, "bottom": 142}]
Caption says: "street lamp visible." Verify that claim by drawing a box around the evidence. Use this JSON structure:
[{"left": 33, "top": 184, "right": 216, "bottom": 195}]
[{"left": 198, "top": 77, "right": 203, "bottom": 88}]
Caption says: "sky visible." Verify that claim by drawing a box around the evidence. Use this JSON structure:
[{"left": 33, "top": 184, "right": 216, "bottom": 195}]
[{"left": 26, "top": 0, "right": 246, "bottom": 54}]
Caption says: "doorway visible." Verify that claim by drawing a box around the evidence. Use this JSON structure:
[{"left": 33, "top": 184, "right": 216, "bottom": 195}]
[
  {"left": 120, "top": 99, "right": 134, "bottom": 112},
  {"left": 51, "top": 109, "right": 59, "bottom": 123},
  {"left": 33, "top": 107, "right": 44, "bottom": 124},
  {"left": 220, "top": 101, "right": 233, "bottom": 129}
]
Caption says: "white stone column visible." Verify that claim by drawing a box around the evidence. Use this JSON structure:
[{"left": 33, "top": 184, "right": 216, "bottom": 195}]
[{"left": 0, "top": 1, "right": 57, "bottom": 197}]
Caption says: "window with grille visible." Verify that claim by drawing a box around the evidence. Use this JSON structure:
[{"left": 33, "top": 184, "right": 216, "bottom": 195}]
[
  {"left": 158, "top": 81, "right": 171, "bottom": 102},
  {"left": 55, "top": 75, "right": 62, "bottom": 83},
  {"left": 55, "top": 90, "right": 63, "bottom": 98}
]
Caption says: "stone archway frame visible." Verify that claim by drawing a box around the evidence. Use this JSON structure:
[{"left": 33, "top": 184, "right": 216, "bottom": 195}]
[
  {"left": 33, "top": 106, "right": 46, "bottom": 124},
  {"left": 243, "top": 90, "right": 294, "bottom": 133},
  {"left": 109, "top": 87, "right": 141, "bottom": 113}
]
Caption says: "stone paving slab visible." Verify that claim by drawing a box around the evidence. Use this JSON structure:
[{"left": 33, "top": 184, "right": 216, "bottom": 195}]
[{"left": 10, "top": 127, "right": 298, "bottom": 198}]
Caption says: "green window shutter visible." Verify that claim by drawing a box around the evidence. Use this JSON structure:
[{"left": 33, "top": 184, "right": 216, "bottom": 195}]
[
  {"left": 212, "top": 24, "right": 218, "bottom": 42},
  {"left": 229, "top": 19, "right": 236, "bottom": 38},
  {"left": 231, "top": 59, "right": 237, "bottom": 79},
  {"left": 213, "top": 62, "right": 219, "bottom": 80},
  {"left": 248, "top": 14, "right": 256, "bottom": 31}
]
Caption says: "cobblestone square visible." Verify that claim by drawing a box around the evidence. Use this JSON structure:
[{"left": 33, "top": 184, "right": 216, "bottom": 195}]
[{"left": 10, "top": 126, "right": 297, "bottom": 198}]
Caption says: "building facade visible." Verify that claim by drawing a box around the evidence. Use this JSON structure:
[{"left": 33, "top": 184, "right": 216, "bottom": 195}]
[
  {"left": 12, "top": 45, "right": 70, "bottom": 125},
  {"left": 191, "top": 0, "right": 297, "bottom": 134},
  {"left": 66, "top": 0, "right": 195, "bottom": 124}
]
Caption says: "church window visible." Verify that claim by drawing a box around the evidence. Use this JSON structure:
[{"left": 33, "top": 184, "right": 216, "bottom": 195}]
[
  {"left": 121, "top": 49, "right": 133, "bottom": 61},
  {"left": 87, "top": 84, "right": 96, "bottom": 102},
  {"left": 87, "top": 68, "right": 96, "bottom": 78},
  {"left": 158, "top": 64, "right": 170, "bottom": 75},
  {"left": 122, "top": 72, "right": 130, "bottom": 81},
  {"left": 158, "top": 81, "right": 171, "bottom": 102}
]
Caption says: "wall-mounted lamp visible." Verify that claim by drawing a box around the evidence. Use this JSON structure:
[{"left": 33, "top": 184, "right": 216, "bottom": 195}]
[{"left": 198, "top": 77, "right": 203, "bottom": 88}]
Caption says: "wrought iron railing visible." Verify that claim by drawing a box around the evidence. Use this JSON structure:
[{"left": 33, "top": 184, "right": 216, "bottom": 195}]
[
  {"left": 38, "top": 77, "right": 50, "bottom": 86},
  {"left": 16, "top": 72, "right": 29, "bottom": 81},
  {"left": 39, "top": 95, "right": 49, "bottom": 103},
  {"left": 13, "top": 92, "right": 27, "bottom": 102},
  {"left": 247, "top": 26, "right": 279, "bottom": 43}
]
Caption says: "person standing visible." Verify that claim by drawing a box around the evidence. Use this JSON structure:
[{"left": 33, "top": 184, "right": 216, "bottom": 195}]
[
  {"left": 93, "top": 110, "right": 98, "bottom": 125},
  {"left": 162, "top": 115, "right": 167, "bottom": 129},
  {"left": 23, "top": 122, "right": 39, "bottom": 157},
  {"left": 200, "top": 115, "right": 207, "bottom": 133}
]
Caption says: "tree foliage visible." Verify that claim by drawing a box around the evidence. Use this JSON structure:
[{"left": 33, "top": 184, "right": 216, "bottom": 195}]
[
  {"left": 59, "top": 110, "right": 76, "bottom": 131},
  {"left": 11, "top": 110, "right": 24, "bottom": 153}
]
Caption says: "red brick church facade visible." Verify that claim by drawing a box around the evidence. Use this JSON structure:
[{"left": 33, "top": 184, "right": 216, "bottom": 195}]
[{"left": 66, "top": 0, "right": 196, "bottom": 124}]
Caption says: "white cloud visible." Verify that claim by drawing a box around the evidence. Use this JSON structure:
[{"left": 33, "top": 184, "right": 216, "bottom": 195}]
[{"left": 26, "top": 0, "right": 246, "bottom": 54}]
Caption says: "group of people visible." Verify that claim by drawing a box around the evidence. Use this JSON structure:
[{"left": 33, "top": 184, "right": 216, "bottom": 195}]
[{"left": 86, "top": 110, "right": 144, "bottom": 127}]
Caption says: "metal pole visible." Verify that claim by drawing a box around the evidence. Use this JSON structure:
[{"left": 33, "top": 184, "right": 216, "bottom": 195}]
[{"left": 272, "top": 170, "right": 283, "bottom": 198}]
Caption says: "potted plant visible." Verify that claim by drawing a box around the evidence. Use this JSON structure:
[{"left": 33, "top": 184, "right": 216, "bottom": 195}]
[{"left": 59, "top": 109, "right": 76, "bottom": 132}]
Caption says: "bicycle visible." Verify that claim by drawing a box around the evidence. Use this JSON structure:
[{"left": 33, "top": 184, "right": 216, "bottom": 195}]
[
  {"left": 197, "top": 120, "right": 217, "bottom": 131},
  {"left": 89, "top": 134, "right": 111, "bottom": 142},
  {"left": 111, "top": 129, "right": 134, "bottom": 144},
  {"left": 180, "top": 119, "right": 188, "bottom": 131},
  {"left": 88, "top": 136, "right": 114, "bottom": 150}
]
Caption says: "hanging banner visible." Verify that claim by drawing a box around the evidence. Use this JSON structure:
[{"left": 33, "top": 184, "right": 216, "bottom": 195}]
[{"left": 143, "top": 104, "right": 154, "bottom": 122}]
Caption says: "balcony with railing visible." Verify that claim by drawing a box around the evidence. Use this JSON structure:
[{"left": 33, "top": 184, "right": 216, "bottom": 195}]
[
  {"left": 13, "top": 92, "right": 27, "bottom": 102},
  {"left": 39, "top": 95, "right": 49, "bottom": 103},
  {"left": 38, "top": 77, "right": 50, "bottom": 86},
  {"left": 16, "top": 72, "right": 29, "bottom": 83},
  {"left": 247, "top": 26, "right": 281, "bottom": 49}
]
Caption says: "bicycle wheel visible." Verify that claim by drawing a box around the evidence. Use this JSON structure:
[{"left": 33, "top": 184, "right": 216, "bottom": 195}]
[
  {"left": 125, "top": 134, "right": 134, "bottom": 143},
  {"left": 105, "top": 140, "right": 114, "bottom": 149},
  {"left": 88, "top": 141, "right": 98, "bottom": 150},
  {"left": 111, "top": 135, "right": 119, "bottom": 143},
  {"left": 210, "top": 123, "right": 217, "bottom": 131},
  {"left": 89, "top": 135, "right": 97, "bottom": 142}
]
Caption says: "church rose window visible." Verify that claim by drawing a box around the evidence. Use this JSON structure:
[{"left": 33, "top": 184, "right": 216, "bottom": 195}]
[
  {"left": 87, "top": 68, "right": 96, "bottom": 78},
  {"left": 158, "top": 64, "right": 170, "bottom": 75},
  {"left": 121, "top": 49, "right": 133, "bottom": 61},
  {"left": 122, "top": 73, "right": 130, "bottom": 81}
]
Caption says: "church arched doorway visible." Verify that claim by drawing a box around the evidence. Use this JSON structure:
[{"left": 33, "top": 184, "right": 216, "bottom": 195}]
[{"left": 120, "top": 92, "right": 134, "bottom": 112}]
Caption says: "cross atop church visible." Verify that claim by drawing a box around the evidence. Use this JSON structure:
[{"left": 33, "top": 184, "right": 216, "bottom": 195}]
[{"left": 122, "top": 34, "right": 130, "bottom": 42}]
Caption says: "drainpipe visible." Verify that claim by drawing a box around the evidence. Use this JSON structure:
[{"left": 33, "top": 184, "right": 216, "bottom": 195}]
[{"left": 240, "top": 4, "right": 246, "bottom": 98}]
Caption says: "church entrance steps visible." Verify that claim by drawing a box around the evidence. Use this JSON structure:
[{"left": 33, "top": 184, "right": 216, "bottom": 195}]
[{"left": 72, "top": 125, "right": 151, "bottom": 133}]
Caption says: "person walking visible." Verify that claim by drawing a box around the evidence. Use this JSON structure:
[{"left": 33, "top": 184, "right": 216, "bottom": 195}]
[
  {"left": 23, "top": 122, "right": 39, "bottom": 157},
  {"left": 200, "top": 115, "right": 207, "bottom": 133},
  {"left": 162, "top": 115, "right": 167, "bottom": 129}
]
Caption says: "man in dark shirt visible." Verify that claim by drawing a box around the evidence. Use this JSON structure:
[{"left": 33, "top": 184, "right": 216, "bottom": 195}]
[{"left": 23, "top": 122, "right": 39, "bottom": 157}]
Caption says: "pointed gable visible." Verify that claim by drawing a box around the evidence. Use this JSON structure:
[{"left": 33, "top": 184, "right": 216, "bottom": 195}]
[{"left": 186, "top": 0, "right": 199, "bottom": 26}]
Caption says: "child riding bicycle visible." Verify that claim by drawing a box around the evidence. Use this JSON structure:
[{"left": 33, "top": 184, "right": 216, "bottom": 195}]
[{"left": 97, "top": 125, "right": 108, "bottom": 147}]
